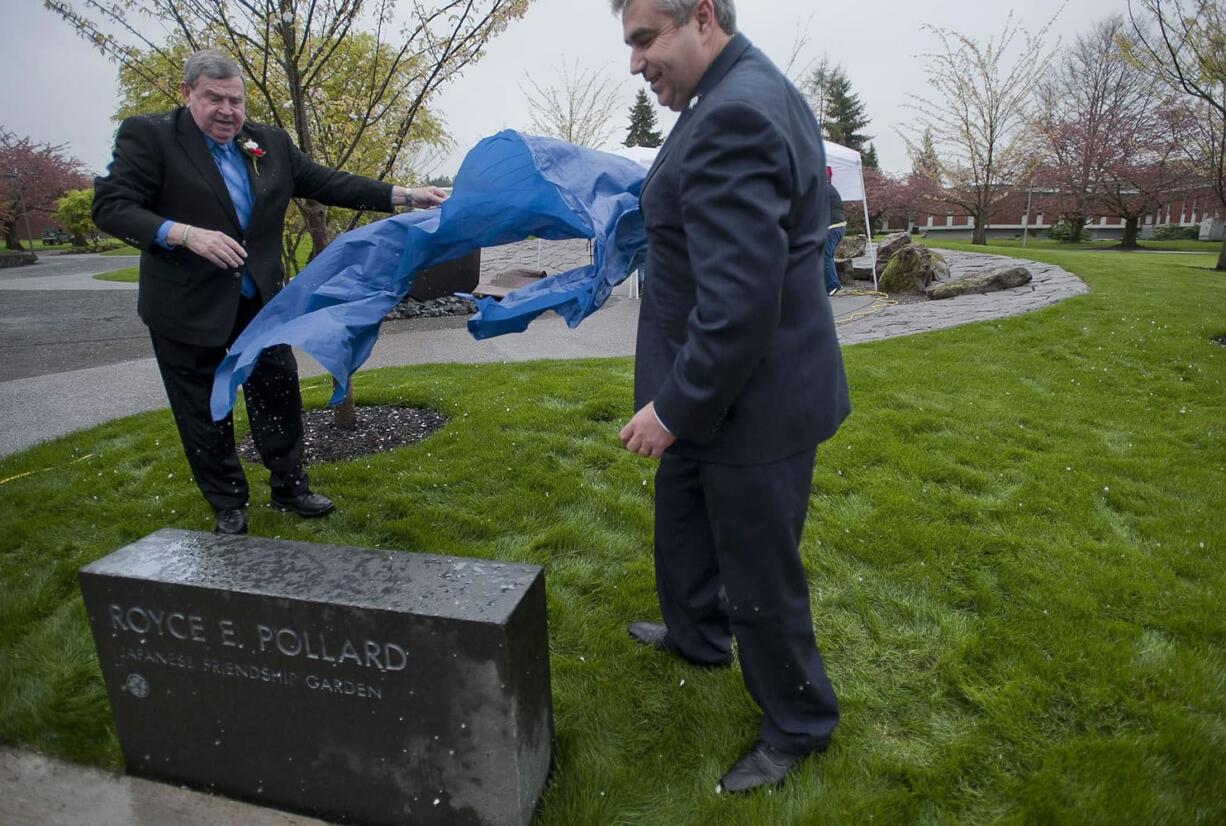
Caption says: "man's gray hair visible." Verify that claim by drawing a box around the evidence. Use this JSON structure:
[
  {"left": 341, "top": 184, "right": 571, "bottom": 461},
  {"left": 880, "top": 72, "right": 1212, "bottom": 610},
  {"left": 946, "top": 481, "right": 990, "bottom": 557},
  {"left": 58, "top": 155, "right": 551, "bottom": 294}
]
[
  {"left": 610, "top": 0, "right": 736, "bottom": 34},
  {"left": 184, "top": 50, "right": 244, "bottom": 88}
]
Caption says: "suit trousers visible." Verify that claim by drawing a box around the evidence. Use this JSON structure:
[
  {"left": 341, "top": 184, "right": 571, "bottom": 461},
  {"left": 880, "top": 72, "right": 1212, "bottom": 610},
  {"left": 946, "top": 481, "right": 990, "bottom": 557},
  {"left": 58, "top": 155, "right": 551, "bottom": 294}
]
[
  {"left": 653, "top": 446, "right": 838, "bottom": 754},
  {"left": 149, "top": 296, "right": 308, "bottom": 511}
]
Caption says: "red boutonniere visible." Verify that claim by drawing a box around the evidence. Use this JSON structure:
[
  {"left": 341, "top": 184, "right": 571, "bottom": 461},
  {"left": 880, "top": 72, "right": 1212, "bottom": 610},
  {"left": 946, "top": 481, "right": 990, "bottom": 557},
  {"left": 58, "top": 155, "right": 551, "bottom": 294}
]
[{"left": 240, "top": 138, "right": 266, "bottom": 174}]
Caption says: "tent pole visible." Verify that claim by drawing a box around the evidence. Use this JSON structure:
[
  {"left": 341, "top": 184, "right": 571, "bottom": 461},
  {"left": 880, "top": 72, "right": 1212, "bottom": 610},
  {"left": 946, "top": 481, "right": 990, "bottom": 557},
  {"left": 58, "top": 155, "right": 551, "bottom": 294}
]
[{"left": 861, "top": 165, "right": 876, "bottom": 291}]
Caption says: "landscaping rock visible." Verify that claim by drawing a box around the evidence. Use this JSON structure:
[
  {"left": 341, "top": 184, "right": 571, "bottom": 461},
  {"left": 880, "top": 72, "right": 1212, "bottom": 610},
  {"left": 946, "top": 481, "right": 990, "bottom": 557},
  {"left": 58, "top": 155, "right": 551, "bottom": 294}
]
[
  {"left": 878, "top": 244, "right": 949, "bottom": 294},
  {"left": 834, "top": 234, "right": 866, "bottom": 284},
  {"left": 851, "top": 260, "right": 876, "bottom": 281},
  {"left": 835, "top": 234, "right": 867, "bottom": 259},
  {"left": 873, "top": 232, "right": 912, "bottom": 274},
  {"left": 926, "top": 265, "right": 1031, "bottom": 300}
]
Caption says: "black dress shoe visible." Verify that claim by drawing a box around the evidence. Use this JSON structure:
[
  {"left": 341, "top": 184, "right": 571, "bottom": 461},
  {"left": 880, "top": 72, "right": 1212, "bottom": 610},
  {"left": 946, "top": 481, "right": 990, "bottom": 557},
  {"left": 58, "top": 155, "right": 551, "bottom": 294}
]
[
  {"left": 627, "top": 621, "right": 731, "bottom": 668},
  {"left": 716, "top": 740, "right": 808, "bottom": 794},
  {"left": 214, "top": 507, "right": 247, "bottom": 535},
  {"left": 270, "top": 490, "right": 335, "bottom": 518}
]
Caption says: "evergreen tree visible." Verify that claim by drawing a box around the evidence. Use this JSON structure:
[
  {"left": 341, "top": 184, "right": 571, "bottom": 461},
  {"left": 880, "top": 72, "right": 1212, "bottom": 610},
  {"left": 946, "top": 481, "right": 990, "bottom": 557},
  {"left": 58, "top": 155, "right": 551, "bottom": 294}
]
[
  {"left": 624, "top": 89, "right": 663, "bottom": 148},
  {"left": 910, "top": 127, "right": 941, "bottom": 180},
  {"left": 823, "top": 68, "right": 872, "bottom": 152},
  {"left": 863, "top": 142, "right": 879, "bottom": 169}
]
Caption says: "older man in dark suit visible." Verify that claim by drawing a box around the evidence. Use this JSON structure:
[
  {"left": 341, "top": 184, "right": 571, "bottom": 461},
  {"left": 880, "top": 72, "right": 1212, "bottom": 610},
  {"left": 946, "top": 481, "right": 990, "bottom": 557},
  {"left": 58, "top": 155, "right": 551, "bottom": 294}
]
[
  {"left": 93, "top": 51, "right": 445, "bottom": 536},
  {"left": 612, "top": 0, "right": 852, "bottom": 793}
]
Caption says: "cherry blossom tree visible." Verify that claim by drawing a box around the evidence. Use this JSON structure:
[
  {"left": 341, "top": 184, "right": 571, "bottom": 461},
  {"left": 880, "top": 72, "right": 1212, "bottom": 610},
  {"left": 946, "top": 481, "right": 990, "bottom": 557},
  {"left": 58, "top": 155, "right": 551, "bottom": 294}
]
[
  {"left": 0, "top": 131, "right": 90, "bottom": 251},
  {"left": 1035, "top": 16, "right": 1163, "bottom": 243},
  {"left": 1127, "top": 0, "right": 1226, "bottom": 268}
]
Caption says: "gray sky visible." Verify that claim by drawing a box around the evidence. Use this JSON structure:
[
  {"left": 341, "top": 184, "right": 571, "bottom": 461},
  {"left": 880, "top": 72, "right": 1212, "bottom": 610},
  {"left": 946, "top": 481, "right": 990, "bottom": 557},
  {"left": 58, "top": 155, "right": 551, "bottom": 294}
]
[{"left": 3, "top": 0, "right": 1132, "bottom": 179}]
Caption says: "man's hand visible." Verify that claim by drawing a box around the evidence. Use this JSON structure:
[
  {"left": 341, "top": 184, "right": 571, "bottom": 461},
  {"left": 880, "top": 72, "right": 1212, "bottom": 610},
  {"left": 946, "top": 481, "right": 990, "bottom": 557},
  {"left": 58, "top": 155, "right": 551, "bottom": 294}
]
[
  {"left": 181, "top": 226, "right": 247, "bottom": 270},
  {"left": 619, "top": 402, "right": 676, "bottom": 460},
  {"left": 392, "top": 185, "right": 449, "bottom": 208}
]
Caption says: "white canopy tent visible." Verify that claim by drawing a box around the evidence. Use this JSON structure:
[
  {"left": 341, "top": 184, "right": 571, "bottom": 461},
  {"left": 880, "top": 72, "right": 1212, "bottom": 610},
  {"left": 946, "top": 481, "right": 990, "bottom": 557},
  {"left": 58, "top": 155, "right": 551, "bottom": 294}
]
[
  {"left": 613, "top": 139, "right": 876, "bottom": 289},
  {"left": 823, "top": 140, "right": 877, "bottom": 290}
]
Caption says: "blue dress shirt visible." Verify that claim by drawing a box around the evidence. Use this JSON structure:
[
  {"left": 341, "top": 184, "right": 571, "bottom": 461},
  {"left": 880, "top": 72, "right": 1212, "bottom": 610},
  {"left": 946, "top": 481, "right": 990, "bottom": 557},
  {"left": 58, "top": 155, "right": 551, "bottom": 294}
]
[{"left": 156, "top": 135, "right": 256, "bottom": 298}]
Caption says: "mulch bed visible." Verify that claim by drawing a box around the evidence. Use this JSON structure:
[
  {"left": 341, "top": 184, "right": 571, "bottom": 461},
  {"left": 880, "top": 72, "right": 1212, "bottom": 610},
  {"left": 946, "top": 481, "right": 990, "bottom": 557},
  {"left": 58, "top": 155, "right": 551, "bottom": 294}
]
[{"left": 238, "top": 405, "right": 447, "bottom": 464}]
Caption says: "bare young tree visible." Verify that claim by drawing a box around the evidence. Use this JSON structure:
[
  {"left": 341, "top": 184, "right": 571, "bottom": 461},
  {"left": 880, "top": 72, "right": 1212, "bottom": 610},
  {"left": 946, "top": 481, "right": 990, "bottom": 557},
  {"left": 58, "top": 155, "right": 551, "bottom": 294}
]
[
  {"left": 799, "top": 55, "right": 837, "bottom": 132},
  {"left": 1127, "top": 0, "right": 1226, "bottom": 268},
  {"left": 780, "top": 16, "right": 841, "bottom": 134},
  {"left": 47, "top": 0, "right": 531, "bottom": 260},
  {"left": 523, "top": 60, "right": 626, "bottom": 149},
  {"left": 903, "top": 11, "right": 1064, "bottom": 245}
]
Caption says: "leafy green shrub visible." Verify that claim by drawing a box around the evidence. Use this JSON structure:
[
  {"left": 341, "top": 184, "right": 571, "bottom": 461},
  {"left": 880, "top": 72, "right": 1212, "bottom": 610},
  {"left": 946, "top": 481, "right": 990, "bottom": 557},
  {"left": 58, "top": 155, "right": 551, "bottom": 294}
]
[
  {"left": 1047, "top": 221, "right": 1092, "bottom": 242},
  {"left": 1151, "top": 224, "right": 1199, "bottom": 241}
]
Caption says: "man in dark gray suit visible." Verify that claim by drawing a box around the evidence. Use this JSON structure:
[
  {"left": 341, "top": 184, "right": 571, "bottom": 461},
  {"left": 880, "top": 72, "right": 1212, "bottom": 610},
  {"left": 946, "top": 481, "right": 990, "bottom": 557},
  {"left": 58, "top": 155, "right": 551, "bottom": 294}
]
[{"left": 612, "top": 0, "right": 851, "bottom": 793}]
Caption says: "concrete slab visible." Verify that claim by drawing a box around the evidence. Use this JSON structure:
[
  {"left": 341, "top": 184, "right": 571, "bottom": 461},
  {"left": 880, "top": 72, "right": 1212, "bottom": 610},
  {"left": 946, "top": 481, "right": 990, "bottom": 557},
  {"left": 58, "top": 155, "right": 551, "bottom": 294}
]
[{"left": 0, "top": 748, "right": 326, "bottom": 826}]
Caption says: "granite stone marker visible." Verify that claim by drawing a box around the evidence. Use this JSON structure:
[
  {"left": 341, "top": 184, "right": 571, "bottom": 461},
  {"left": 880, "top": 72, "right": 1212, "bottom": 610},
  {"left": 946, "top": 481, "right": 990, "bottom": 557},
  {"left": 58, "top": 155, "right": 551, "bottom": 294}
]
[
  {"left": 410, "top": 249, "right": 481, "bottom": 301},
  {"left": 79, "top": 529, "right": 552, "bottom": 826}
]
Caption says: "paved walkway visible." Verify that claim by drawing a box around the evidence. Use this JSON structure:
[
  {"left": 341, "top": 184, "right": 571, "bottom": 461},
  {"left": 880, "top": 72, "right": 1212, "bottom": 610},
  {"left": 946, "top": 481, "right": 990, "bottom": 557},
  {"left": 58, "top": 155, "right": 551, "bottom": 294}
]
[
  {"left": 0, "top": 241, "right": 1088, "bottom": 823},
  {"left": 0, "top": 748, "right": 325, "bottom": 826}
]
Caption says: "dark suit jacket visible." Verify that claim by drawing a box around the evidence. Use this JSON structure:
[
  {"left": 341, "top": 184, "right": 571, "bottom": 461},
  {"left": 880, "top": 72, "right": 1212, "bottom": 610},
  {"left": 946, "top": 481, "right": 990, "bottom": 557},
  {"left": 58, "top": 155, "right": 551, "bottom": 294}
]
[
  {"left": 636, "top": 33, "right": 851, "bottom": 466},
  {"left": 93, "top": 107, "right": 394, "bottom": 347}
]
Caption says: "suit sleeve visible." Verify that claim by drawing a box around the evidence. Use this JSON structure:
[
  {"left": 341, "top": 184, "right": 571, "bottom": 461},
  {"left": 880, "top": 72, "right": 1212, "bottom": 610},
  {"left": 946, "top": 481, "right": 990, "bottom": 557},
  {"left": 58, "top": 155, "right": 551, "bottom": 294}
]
[
  {"left": 652, "top": 101, "right": 793, "bottom": 443},
  {"left": 92, "top": 117, "right": 169, "bottom": 252},
  {"left": 284, "top": 132, "right": 395, "bottom": 213}
]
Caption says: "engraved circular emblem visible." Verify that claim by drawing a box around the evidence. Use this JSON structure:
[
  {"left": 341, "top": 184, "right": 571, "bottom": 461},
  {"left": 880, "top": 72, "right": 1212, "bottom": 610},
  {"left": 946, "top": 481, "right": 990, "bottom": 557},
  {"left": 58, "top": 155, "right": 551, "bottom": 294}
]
[{"left": 124, "top": 673, "right": 150, "bottom": 699}]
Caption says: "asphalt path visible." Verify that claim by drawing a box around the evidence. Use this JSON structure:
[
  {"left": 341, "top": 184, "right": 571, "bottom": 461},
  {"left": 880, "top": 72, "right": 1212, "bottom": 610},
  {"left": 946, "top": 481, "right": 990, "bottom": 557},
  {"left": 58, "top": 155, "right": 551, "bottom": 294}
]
[
  {"left": 0, "top": 288, "right": 149, "bottom": 381},
  {"left": 0, "top": 250, "right": 646, "bottom": 457}
]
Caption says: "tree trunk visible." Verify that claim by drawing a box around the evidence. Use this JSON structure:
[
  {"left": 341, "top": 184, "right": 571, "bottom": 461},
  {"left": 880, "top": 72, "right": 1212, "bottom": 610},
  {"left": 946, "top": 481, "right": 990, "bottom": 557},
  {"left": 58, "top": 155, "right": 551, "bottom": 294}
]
[
  {"left": 1217, "top": 235, "right": 1226, "bottom": 272},
  {"left": 331, "top": 380, "right": 357, "bottom": 429},
  {"left": 972, "top": 215, "right": 987, "bottom": 245},
  {"left": 1067, "top": 215, "right": 1087, "bottom": 244},
  {"left": 1120, "top": 217, "right": 1140, "bottom": 249},
  {"left": 3, "top": 221, "right": 21, "bottom": 251},
  {"left": 303, "top": 201, "right": 330, "bottom": 260}
]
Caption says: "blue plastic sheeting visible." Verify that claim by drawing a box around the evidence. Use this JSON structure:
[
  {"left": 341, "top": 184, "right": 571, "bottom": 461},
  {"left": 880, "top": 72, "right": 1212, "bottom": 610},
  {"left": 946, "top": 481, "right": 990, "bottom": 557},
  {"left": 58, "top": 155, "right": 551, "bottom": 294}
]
[{"left": 209, "top": 130, "right": 646, "bottom": 421}]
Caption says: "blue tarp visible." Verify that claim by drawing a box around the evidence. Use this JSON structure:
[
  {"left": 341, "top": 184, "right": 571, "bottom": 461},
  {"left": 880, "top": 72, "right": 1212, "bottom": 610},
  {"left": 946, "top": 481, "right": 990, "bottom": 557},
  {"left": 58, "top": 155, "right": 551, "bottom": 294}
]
[{"left": 209, "top": 130, "right": 646, "bottom": 421}]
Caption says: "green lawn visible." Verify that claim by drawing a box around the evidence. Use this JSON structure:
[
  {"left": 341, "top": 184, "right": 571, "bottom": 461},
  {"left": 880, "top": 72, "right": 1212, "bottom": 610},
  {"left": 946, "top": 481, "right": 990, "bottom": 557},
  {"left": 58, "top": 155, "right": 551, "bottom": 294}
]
[
  {"left": 92, "top": 266, "right": 138, "bottom": 283},
  {"left": 2, "top": 246, "right": 1224, "bottom": 823},
  {"left": 91, "top": 244, "right": 305, "bottom": 283},
  {"left": 871, "top": 233, "right": 1222, "bottom": 255},
  {"left": 935, "top": 237, "right": 1220, "bottom": 254}
]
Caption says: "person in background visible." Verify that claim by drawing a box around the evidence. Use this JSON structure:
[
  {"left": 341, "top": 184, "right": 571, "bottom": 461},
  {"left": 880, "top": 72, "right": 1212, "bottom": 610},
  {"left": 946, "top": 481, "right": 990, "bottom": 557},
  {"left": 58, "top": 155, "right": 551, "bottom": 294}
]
[
  {"left": 825, "top": 166, "right": 847, "bottom": 296},
  {"left": 92, "top": 50, "right": 446, "bottom": 536}
]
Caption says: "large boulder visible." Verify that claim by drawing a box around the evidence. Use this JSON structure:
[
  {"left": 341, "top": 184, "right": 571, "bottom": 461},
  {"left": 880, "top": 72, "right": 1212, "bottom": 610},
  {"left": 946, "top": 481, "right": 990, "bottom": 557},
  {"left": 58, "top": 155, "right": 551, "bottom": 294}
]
[
  {"left": 833, "top": 234, "right": 866, "bottom": 285},
  {"left": 926, "top": 265, "right": 1032, "bottom": 300},
  {"left": 873, "top": 232, "right": 912, "bottom": 274},
  {"left": 878, "top": 244, "right": 949, "bottom": 294},
  {"left": 835, "top": 234, "right": 866, "bottom": 259},
  {"left": 851, "top": 260, "right": 876, "bottom": 281}
]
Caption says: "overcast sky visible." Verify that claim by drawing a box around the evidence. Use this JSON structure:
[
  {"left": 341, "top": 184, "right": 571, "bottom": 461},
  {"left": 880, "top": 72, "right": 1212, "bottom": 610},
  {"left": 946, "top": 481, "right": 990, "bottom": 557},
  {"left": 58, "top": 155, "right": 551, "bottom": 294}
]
[{"left": 3, "top": 0, "right": 1133, "bottom": 179}]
